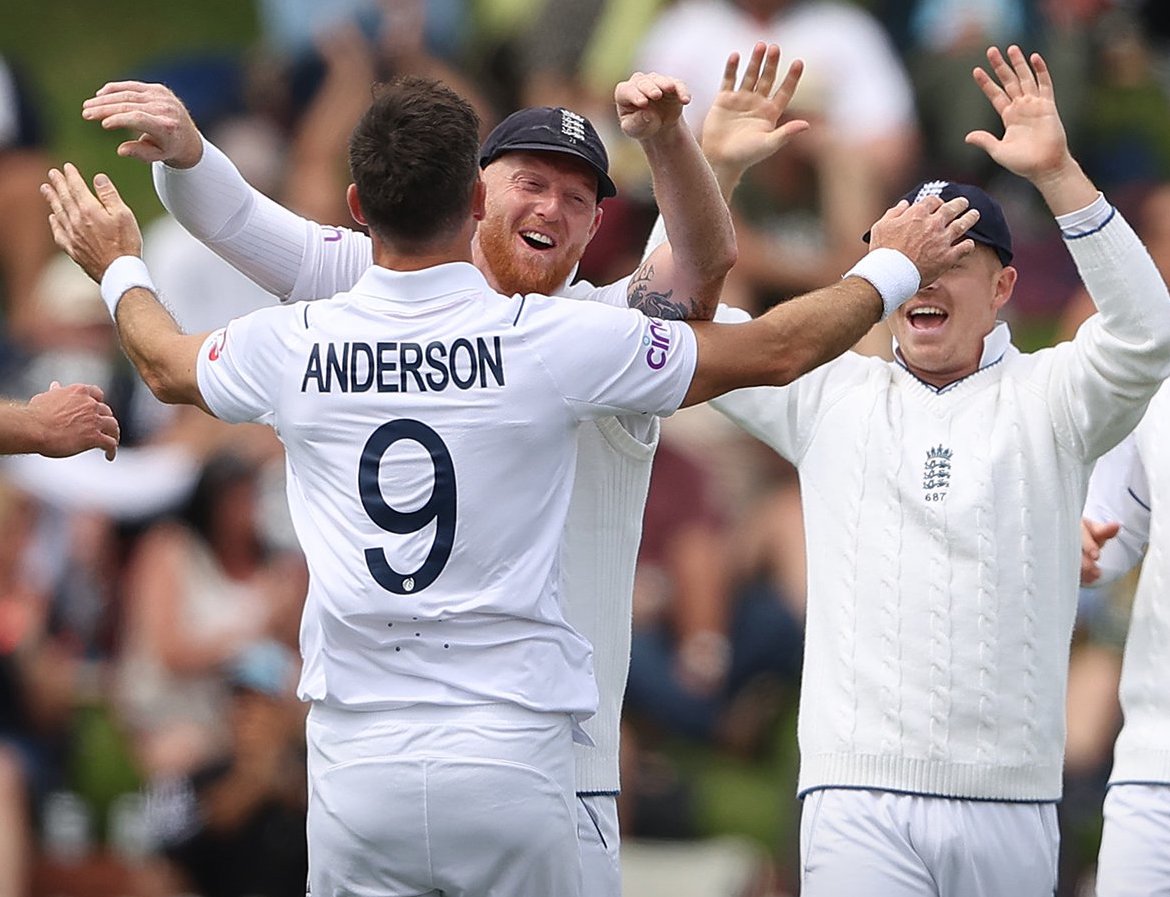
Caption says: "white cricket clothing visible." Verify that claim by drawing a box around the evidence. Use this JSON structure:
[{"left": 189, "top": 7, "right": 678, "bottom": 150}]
[
  {"left": 710, "top": 204, "right": 1170, "bottom": 802},
  {"left": 799, "top": 789, "right": 1058, "bottom": 897},
  {"left": 306, "top": 702, "right": 580, "bottom": 897},
  {"left": 1084, "top": 382, "right": 1170, "bottom": 787},
  {"left": 158, "top": 140, "right": 657, "bottom": 792},
  {"left": 196, "top": 261, "right": 695, "bottom": 718},
  {"left": 577, "top": 793, "right": 621, "bottom": 897},
  {"left": 1097, "top": 783, "right": 1170, "bottom": 897}
]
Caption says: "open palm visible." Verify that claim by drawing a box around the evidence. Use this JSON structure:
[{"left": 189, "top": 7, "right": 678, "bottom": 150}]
[
  {"left": 966, "top": 46, "right": 1071, "bottom": 182},
  {"left": 700, "top": 42, "right": 809, "bottom": 175}
]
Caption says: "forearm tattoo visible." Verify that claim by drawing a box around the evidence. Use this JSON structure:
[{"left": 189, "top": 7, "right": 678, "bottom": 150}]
[{"left": 626, "top": 262, "right": 691, "bottom": 320}]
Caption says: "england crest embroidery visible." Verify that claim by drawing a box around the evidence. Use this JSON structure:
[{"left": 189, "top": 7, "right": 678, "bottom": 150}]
[{"left": 923, "top": 444, "right": 952, "bottom": 502}]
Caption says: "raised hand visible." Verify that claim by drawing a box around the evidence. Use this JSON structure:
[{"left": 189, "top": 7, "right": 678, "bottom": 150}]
[
  {"left": 41, "top": 164, "right": 142, "bottom": 283},
  {"left": 82, "top": 81, "right": 204, "bottom": 168},
  {"left": 1081, "top": 518, "right": 1121, "bottom": 586},
  {"left": 966, "top": 45, "right": 1097, "bottom": 214},
  {"left": 868, "top": 194, "right": 980, "bottom": 288},
  {"left": 615, "top": 72, "right": 690, "bottom": 141},
  {"left": 28, "top": 382, "right": 120, "bottom": 461},
  {"left": 700, "top": 42, "right": 808, "bottom": 182},
  {"left": 966, "top": 47, "right": 1075, "bottom": 187}
]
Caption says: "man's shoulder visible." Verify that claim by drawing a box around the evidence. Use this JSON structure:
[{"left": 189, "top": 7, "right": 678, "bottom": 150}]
[{"left": 558, "top": 275, "right": 632, "bottom": 309}]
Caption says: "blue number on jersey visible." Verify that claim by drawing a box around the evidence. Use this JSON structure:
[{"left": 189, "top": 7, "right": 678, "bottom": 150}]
[{"left": 358, "top": 419, "right": 456, "bottom": 593}]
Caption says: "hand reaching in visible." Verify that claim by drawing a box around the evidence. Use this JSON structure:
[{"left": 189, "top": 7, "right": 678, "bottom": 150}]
[
  {"left": 1081, "top": 518, "right": 1121, "bottom": 586},
  {"left": 28, "top": 382, "right": 120, "bottom": 461},
  {"left": 82, "top": 81, "right": 204, "bottom": 169}
]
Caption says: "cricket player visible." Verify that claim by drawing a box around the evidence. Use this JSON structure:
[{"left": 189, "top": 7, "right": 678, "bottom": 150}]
[
  {"left": 46, "top": 69, "right": 977, "bottom": 895},
  {"left": 77, "top": 44, "right": 806, "bottom": 894},
  {"left": 676, "top": 45, "right": 1170, "bottom": 897},
  {"left": 1081, "top": 383, "right": 1170, "bottom": 897}
]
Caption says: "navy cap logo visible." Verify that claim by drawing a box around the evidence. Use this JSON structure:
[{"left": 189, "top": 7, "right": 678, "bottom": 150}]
[
  {"left": 913, "top": 180, "right": 950, "bottom": 203},
  {"left": 560, "top": 109, "right": 586, "bottom": 143}
]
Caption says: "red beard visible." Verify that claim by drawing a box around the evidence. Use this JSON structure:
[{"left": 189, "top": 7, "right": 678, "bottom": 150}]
[{"left": 475, "top": 216, "right": 579, "bottom": 296}]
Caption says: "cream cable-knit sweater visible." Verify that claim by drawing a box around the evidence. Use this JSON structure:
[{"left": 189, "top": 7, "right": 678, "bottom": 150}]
[{"left": 713, "top": 207, "right": 1170, "bottom": 801}]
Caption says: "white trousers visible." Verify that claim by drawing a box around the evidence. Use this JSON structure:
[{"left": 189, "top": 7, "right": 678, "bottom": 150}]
[
  {"left": 306, "top": 702, "right": 581, "bottom": 897},
  {"left": 578, "top": 793, "right": 621, "bottom": 896},
  {"left": 799, "top": 789, "right": 1058, "bottom": 897},
  {"left": 1097, "top": 782, "right": 1170, "bottom": 897}
]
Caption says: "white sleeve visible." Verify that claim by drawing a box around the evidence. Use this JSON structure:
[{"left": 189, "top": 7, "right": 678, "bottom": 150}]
[
  {"left": 520, "top": 295, "right": 696, "bottom": 419},
  {"left": 195, "top": 305, "right": 292, "bottom": 425},
  {"left": 1048, "top": 199, "right": 1170, "bottom": 460},
  {"left": 1083, "top": 430, "right": 1151, "bottom": 584},
  {"left": 153, "top": 137, "right": 374, "bottom": 303}
]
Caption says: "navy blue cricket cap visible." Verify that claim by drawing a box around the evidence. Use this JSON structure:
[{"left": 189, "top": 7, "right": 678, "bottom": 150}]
[
  {"left": 864, "top": 179, "right": 1014, "bottom": 266},
  {"left": 479, "top": 107, "right": 618, "bottom": 200}
]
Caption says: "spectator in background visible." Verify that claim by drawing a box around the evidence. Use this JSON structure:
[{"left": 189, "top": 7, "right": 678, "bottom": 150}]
[
  {"left": 1078, "top": 8, "right": 1170, "bottom": 191},
  {"left": 0, "top": 54, "right": 55, "bottom": 353},
  {"left": 637, "top": 0, "right": 920, "bottom": 316},
  {"left": 624, "top": 438, "right": 801, "bottom": 753},
  {"left": 144, "top": 640, "right": 306, "bottom": 897},
  {"left": 0, "top": 478, "right": 85, "bottom": 897},
  {"left": 878, "top": 0, "right": 1036, "bottom": 183},
  {"left": 115, "top": 452, "right": 306, "bottom": 780}
]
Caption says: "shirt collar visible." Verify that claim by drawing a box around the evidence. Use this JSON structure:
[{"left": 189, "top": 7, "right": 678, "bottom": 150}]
[
  {"left": 892, "top": 319, "right": 1013, "bottom": 384},
  {"left": 352, "top": 261, "right": 491, "bottom": 301}
]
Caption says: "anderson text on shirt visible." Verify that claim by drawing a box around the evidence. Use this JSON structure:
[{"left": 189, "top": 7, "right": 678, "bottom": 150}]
[{"left": 300, "top": 338, "right": 505, "bottom": 393}]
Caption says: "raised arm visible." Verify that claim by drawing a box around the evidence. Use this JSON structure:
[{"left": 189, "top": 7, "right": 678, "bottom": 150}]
[
  {"left": 42, "top": 164, "right": 209, "bottom": 412},
  {"left": 969, "top": 46, "right": 1170, "bottom": 458},
  {"left": 681, "top": 193, "right": 979, "bottom": 406},
  {"left": 640, "top": 44, "right": 810, "bottom": 269},
  {"left": 616, "top": 72, "right": 735, "bottom": 321},
  {"left": 81, "top": 81, "right": 372, "bottom": 303},
  {"left": 700, "top": 43, "right": 809, "bottom": 204},
  {"left": 965, "top": 47, "right": 1097, "bottom": 216}
]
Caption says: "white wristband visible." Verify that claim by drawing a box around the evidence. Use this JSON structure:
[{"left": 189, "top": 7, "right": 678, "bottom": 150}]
[
  {"left": 99, "top": 256, "right": 157, "bottom": 317},
  {"left": 843, "top": 248, "right": 921, "bottom": 320}
]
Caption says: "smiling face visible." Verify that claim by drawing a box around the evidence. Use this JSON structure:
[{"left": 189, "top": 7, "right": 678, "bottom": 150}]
[
  {"left": 472, "top": 151, "right": 604, "bottom": 296},
  {"left": 888, "top": 244, "right": 1018, "bottom": 388}
]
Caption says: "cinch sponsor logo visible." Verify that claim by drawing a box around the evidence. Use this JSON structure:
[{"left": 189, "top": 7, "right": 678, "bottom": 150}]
[
  {"left": 322, "top": 227, "right": 342, "bottom": 243},
  {"left": 643, "top": 319, "right": 672, "bottom": 370}
]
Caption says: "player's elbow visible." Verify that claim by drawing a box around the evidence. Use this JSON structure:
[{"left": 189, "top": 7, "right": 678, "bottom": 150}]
[
  {"left": 138, "top": 361, "right": 194, "bottom": 407},
  {"left": 698, "top": 242, "right": 738, "bottom": 288}
]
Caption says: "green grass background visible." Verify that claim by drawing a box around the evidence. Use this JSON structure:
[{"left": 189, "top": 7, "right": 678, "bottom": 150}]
[{"left": 0, "top": 1, "right": 259, "bottom": 218}]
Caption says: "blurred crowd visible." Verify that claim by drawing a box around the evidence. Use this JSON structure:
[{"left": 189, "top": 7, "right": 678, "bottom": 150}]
[{"left": 1, "top": 0, "right": 1169, "bottom": 895}]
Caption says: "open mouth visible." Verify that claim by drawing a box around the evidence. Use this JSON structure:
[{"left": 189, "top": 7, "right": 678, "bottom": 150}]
[
  {"left": 519, "top": 230, "right": 556, "bottom": 251},
  {"left": 907, "top": 305, "right": 948, "bottom": 331}
]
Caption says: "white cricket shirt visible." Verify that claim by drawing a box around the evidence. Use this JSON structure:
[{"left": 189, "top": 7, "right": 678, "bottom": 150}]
[{"left": 196, "top": 261, "right": 696, "bottom": 719}]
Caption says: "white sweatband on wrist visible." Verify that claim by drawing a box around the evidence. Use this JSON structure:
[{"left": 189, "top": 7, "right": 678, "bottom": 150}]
[
  {"left": 843, "top": 247, "right": 921, "bottom": 320},
  {"left": 100, "top": 256, "right": 157, "bottom": 317}
]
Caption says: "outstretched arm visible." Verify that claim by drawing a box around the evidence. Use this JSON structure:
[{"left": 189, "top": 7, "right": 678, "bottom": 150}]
[
  {"left": 617, "top": 71, "right": 735, "bottom": 321},
  {"left": 681, "top": 194, "right": 979, "bottom": 406},
  {"left": 0, "top": 383, "right": 119, "bottom": 460},
  {"left": 42, "top": 164, "right": 209, "bottom": 412},
  {"left": 81, "top": 81, "right": 372, "bottom": 303},
  {"left": 968, "top": 46, "right": 1170, "bottom": 459}
]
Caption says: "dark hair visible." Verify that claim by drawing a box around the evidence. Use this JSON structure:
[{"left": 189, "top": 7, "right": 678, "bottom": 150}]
[
  {"left": 181, "top": 451, "right": 261, "bottom": 546},
  {"left": 348, "top": 75, "right": 481, "bottom": 247}
]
